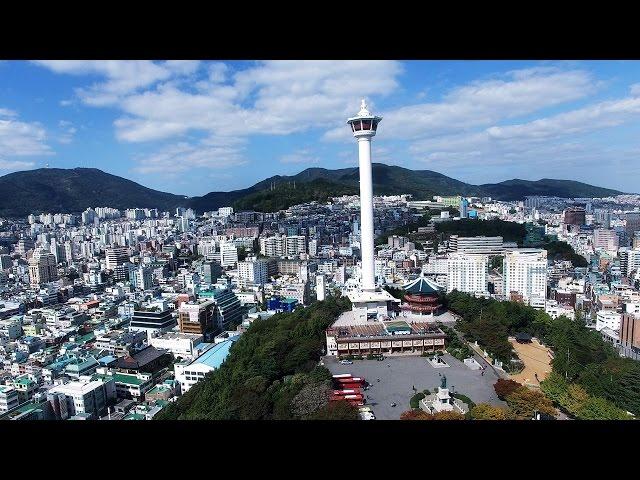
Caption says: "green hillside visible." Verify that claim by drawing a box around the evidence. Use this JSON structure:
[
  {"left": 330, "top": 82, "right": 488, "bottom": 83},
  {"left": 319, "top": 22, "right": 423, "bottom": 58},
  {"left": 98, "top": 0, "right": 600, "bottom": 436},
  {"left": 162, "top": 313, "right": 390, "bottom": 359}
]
[{"left": 0, "top": 164, "right": 625, "bottom": 217}]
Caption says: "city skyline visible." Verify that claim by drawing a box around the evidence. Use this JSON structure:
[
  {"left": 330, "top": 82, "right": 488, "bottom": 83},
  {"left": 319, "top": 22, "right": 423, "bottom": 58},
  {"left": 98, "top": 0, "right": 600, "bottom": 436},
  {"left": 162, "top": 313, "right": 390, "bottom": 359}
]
[{"left": 1, "top": 60, "right": 640, "bottom": 195}]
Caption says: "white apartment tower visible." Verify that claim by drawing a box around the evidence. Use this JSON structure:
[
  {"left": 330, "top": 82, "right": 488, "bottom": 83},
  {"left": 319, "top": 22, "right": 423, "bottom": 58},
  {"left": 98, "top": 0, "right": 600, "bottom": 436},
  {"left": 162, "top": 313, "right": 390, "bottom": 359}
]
[
  {"left": 447, "top": 254, "right": 489, "bottom": 294},
  {"left": 503, "top": 249, "right": 548, "bottom": 308},
  {"left": 316, "top": 274, "right": 326, "bottom": 301},
  {"left": 238, "top": 260, "right": 268, "bottom": 286}
]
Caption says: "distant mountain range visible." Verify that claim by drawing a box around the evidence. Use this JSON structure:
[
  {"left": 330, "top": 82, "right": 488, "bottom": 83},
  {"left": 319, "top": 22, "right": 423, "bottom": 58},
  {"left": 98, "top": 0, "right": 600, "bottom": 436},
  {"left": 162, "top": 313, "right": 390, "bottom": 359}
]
[{"left": 0, "top": 164, "right": 624, "bottom": 217}]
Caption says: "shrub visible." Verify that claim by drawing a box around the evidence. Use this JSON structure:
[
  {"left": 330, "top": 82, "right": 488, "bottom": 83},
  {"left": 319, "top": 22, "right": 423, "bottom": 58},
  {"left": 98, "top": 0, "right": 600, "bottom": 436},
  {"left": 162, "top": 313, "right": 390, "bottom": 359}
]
[
  {"left": 451, "top": 392, "right": 475, "bottom": 409},
  {"left": 410, "top": 392, "right": 426, "bottom": 409}
]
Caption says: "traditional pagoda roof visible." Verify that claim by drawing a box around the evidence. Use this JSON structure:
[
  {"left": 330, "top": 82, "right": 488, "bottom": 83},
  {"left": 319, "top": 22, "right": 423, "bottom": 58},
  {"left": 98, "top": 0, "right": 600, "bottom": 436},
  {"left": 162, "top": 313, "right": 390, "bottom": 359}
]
[{"left": 403, "top": 275, "right": 442, "bottom": 295}]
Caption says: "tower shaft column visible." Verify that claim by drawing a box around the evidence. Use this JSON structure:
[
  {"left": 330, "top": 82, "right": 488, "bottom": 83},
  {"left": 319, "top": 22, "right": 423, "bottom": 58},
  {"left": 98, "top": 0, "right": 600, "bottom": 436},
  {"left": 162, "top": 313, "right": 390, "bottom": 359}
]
[{"left": 358, "top": 136, "right": 375, "bottom": 291}]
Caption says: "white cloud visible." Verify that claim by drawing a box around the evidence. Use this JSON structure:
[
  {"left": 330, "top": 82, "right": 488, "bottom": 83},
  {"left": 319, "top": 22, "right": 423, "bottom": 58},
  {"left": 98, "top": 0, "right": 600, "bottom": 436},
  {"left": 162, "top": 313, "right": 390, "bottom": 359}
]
[
  {"left": 0, "top": 116, "right": 51, "bottom": 157},
  {"left": 412, "top": 94, "right": 640, "bottom": 159},
  {"left": 0, "top": 159, "right": 35, "bottom": 170},
  {"left": 33, "top": 60, "right": 202, "bottom": 106},
  {"left": 384, "top": 68, "right": 597, "bottom": 140},
  {"left": 0, "top": 108, "right": 17, "bottom": 118},
  {"left": 132, "top": 141, "right": 247, "bottom": 174},
  {"left": 35, "top": 60, "right": 403, "bottom": 147},
  {"left": 322, "top": 67, "right": 597, "bottom": 144}
]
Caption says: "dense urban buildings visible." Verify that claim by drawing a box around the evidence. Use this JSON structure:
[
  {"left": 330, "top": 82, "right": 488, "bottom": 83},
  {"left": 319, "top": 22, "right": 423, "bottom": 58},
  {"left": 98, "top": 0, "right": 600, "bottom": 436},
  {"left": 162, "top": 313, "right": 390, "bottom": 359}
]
[{"left": 0, "top": 89, "right": 638, "bottom": 421}]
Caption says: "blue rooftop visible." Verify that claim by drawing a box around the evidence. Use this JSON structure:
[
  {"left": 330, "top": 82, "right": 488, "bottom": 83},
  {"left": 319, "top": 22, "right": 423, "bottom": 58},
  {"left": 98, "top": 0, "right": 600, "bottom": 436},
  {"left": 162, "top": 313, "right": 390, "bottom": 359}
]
[{"left": 193, "top": 336, "right": 239, "bottom": 369}]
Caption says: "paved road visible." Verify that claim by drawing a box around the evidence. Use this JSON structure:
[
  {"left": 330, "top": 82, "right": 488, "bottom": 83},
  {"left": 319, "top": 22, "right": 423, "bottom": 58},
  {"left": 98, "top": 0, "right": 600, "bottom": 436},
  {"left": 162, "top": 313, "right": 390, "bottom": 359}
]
[{"left": 324, "top": 354, "right": 507, "bottom": 420}]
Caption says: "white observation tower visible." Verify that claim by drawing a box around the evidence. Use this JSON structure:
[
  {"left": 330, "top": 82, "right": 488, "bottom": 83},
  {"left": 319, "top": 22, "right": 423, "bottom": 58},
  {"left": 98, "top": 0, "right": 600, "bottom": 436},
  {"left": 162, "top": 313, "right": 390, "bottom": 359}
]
[
  {"left": 347, "top": 99, "right": 382, "bottom": 292},
  {"left": 344, "top": 99, "right": 397, "bottom": 322}
]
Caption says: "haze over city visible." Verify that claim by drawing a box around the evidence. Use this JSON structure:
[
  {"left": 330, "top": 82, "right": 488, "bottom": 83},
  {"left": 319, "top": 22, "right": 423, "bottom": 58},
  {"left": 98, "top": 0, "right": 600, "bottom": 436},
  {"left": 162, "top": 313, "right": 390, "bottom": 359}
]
[{"left": 1, "top": 60, "right": 639, "bottom": 195}]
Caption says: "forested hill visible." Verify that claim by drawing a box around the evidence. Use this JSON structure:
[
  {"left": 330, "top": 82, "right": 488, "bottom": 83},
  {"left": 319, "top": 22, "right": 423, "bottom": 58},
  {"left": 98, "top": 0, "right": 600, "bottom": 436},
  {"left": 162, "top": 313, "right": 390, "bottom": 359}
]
[
  {"left": 0, "top": 164, "right": 624, "bottom": 216},
  {"left": 156, "top": 297, "right": 358, "bottom": 420},
  {"left": 0, "top": 168, "right": 187, "bottom": 216}
]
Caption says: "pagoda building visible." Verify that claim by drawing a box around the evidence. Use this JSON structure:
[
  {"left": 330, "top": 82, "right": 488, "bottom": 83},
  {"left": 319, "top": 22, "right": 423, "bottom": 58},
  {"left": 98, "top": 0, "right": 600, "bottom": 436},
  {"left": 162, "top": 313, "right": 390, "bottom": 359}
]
[{"left": 401, "top": 275, "right": 442, "bottom": 316}]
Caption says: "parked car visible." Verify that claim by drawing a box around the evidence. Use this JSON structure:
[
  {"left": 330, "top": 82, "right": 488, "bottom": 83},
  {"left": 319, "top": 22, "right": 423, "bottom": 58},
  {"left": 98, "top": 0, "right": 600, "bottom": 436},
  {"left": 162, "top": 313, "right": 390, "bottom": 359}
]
[{"left": 339, "top": 359, "right": 353, "bottom": 365}]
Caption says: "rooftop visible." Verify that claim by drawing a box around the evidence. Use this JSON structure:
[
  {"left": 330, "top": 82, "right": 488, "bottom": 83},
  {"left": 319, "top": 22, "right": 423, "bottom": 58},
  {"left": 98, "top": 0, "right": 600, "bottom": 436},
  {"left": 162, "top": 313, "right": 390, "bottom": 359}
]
[
  {"left": 403, "top": 275, "right": 442, "bottom": 295},
  {"left": 190, "top": 337, "right": 239, "bottom": 369}
]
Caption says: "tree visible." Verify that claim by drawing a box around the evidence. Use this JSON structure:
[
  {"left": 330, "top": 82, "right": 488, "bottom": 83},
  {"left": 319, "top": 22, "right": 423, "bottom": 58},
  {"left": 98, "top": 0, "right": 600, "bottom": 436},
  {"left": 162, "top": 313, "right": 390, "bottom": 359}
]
[
  {"left": 577, "top": 396, "right": 630, "bottom": 420},
  {"left": 541, "top": 371, "right": 630, "bottom": 420},
  {"left": 470, "top": 403, "right": 515, "bottom": 420},
  {"left": 401, "top": 409, "right": 432, "bottom": 420},
  {"left": 494, "top": 379, "right": 522, "bottom": 400},
  {"left": 505, "top": 386, "right": 556, "bottom": 419},
  {"left": 156, "top": 296, "right": 352, "bottom": 420},
  {"left": 310, "top": 400, "right": 359, "bottom": 420},
  {"left": 291, "top": 381, "right": 331, "bottom": 419}
]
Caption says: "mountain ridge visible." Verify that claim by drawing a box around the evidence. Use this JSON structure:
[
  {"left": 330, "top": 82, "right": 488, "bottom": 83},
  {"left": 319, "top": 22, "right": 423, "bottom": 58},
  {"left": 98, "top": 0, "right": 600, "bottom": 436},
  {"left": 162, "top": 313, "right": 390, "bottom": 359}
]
[{"left": 0, "top": 164, "right": 625, "bottom": 217}]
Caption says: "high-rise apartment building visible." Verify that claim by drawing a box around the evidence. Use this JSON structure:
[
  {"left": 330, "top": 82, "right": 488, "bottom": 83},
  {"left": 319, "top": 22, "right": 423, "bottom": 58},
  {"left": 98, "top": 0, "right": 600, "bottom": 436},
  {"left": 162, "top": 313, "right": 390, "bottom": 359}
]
[
  {"left": 625, "top": 211, "right": 640, "bottom": 242},
  {"left": 593, "top": 228, "right": 619, "bottom": 253},
  {"left": 105, "top": 246, "right": 130, "bottom": 271},
  {"left": 16, "top": 238, "right": 35, "bottom": 256},
  {"left": 316, "top": 274, "right": 326, "bottom": 301},
  {"left": 0, "top": 254, "right": 12, "bottom": 270},
  {"left": 619, "top": 248, "right": 640, "bottom": 277},
  {"left": 201, "top": 261, "right": 222, "bottom": 284},
  {"left": 238, "top": 259, "right": 269, "bottom": 286},
  {"left": 260, "top": 235, "right": 306, "bottom": 257},
  {"left": 198, "top": 288, "right": 244, "bottom": 330},
  {"left": 459, "top": 198, "right": 469, "bottom": 219},
  {"left": 130, "top": 266, "right": 153, "bottom": 291},
  {"left": 594, "top": 209, "right": 612, "bottom": 229},
  {"left": 564, "top": 206, "right": 586, "bottom": 226},
  {"left": 178, "top": 299, "right": 216, "bottom": 337},
  {"left": 28, "top": 249, "right": 58, "bottom": 286},
  {"left": 503, "top": 249, "right": 548, "bottom": 308},
  {"left": 446, "top": 253, "right": 488, "bottom": 294},
  {"left": 214, "top": 241, "right": 238, "bottom": 268}
]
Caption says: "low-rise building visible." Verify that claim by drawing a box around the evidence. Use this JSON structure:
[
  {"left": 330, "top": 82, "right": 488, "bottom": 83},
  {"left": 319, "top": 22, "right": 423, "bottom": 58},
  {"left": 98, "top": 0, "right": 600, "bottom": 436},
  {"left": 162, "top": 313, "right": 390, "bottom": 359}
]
[
  {"left": 149, "top": 332, "right": 204, "bottom": 359},
  {"left": 47, "top": 378, "right": 116, "bottom": 420},
  {"left": 174, "top": 336, "right": 239, "bottom": 394},
  {"left": 0, "top": 385, "right": 19, "bottom": 413}
]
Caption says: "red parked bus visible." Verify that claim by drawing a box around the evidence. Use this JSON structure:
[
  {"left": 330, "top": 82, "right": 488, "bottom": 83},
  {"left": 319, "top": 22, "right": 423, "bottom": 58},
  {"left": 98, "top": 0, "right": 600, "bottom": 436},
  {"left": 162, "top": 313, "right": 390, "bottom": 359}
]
[
  {"left": 332, "top": 389, "right": 361, "bottom": 396},
  {"left": 340, "top": 383, "right": 362, "bottom": 390},
  {"left": 336, "top": 377, "right": 364, "bottom": 384}
]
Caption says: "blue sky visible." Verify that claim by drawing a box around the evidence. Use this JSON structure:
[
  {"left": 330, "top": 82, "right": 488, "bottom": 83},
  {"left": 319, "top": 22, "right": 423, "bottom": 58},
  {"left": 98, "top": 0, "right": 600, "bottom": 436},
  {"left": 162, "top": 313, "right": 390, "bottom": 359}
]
[{"left": 0, "top": 60, "right": 639, "bottom": 196}]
